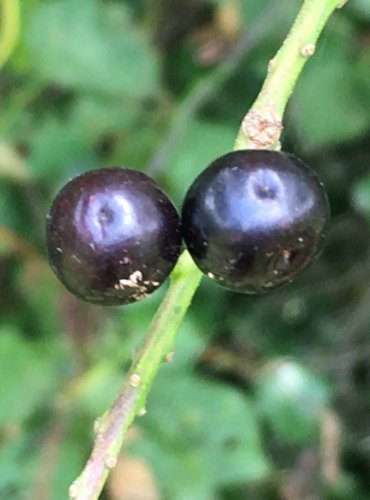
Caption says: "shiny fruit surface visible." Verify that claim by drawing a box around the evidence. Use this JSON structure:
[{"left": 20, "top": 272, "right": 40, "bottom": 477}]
[
  {"left": 181, "top": 150, "right": 329, "bottom": 293},
  {"left": 46, "top": 167, "right": 182, "bottom": 305}
]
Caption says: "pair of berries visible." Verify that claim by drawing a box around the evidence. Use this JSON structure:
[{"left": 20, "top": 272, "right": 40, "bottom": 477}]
[{"left": 46, "top": 150, "right": 330, "bottom": 305}]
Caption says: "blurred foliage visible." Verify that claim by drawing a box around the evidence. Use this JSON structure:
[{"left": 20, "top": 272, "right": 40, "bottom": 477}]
[{"left": 0, "top": 0, "right": 370, "bottom": 499}]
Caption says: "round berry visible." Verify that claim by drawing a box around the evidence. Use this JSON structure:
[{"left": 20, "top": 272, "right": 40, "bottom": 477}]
[
  {"left": 46, "top": 167, "right": 182, "bottom": 305},
  {"left": 182, "top": 150, "right": 330, "bottom": 293}
]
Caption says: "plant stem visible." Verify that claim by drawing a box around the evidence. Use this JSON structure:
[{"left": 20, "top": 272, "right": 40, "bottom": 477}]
[
  {"left": 69, "top": 251, "right": 202, "bottom": 500},
  {"left": 0, "top": 0, "right": 20, "bottom": 70},
  {"left": 146, "top": 0, "right": 284, "bottom": 176},
  {"left": 234, "top": 0, "right": 342, "bottom": 151},
  {"left": 70, "top": 1, "right": 344, "bottom": 498}
]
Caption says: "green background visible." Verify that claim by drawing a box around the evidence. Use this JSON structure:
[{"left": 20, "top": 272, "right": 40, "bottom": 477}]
[{"left": 0, "top": 0, "right": 369, "bottom": 498}]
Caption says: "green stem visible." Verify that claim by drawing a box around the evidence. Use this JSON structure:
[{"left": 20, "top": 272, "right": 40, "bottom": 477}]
[
  {"left": 146, "top": 0, "right": 284, "bottom": 176},
  {"left": 69, "top": 252, "right": 202, "bottom": 500},
  {"left": 0, "top": 0, "right": 20, "bottom": 69},
  {"left": 69, "top": 1, "right": 344, "bottom": 498},
  {"left": 234, "top": 0, "right": 341, "bottom": 151}
]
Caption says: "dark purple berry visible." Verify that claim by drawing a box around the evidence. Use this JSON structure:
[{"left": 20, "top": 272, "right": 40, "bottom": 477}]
[
  {"left": 181, "top": 150, "right": 330, "bottom": 293},
  {"left": 46, "top": 167, "right": 182, "bottom": 305}
]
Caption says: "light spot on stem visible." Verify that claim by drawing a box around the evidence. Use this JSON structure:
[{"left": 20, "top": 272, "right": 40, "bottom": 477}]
[
  {"left": 165, "top": 351, "right": 175, "bottom": 363},
  {"left": 129, "top": 374, "right": 141, "bottom": 388},
  {"left": 105, "top": 456, "right": 117, "bottom": 469},
  {"left": 69, "top": 482, "right": 80, "bottom": 499},
  {"left": 301, "top": 43, "right": 316, "bottom": 57},
  {"left": 267, "top": 58, "right": 276, "bottom": 72}
]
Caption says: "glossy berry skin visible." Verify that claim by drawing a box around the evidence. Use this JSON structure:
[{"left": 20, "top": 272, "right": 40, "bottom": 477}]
[
  {"left": 46, "top": 167, "right": 182, "bottom": 305},
  {"left": 182, "top": 150, "right": 329, "bottom": 293}
]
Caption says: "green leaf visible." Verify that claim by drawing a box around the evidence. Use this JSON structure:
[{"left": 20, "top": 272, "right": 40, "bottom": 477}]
[
  {"left": 0, "top": 431, "right": 33, "bottom": 494},
  {"left": 48, "top": 418, "right": 90, "bottom": 500},
  {"left": 166, "top": 120, "right": 235, "bottom": 205},
  {"left": 131, "top": 373, "right": 270, "bottom": 499},
  {"left": 350, "top": 0, "right": 370, "bottom": 19},
  {"left": 169, "top": 318, "right": 208, "bottom": 371},
  {"left": 0, "top": 185, "right": 23, "bottom": 233},
  {"left": 290, "top": 35, "right": 369, "bottom": 148},
  {"left": 351, "top": 172, "right": 370, "bottom": 222},
  {"left": 19, "top": 268, "right": 62, "bottom": 341},
  {"left": 0, "top": 417, "right": 89, "bottom": 500},
  {"left": 28, "top": 114, "right": 98, "bottom": 183},
  {"left": 66, "top": 363, "right": 124, "bottom": 417},
  {"left": 255, "top": 360, "right": 330, "bottom": 444},
  {"left": 27, "top": 94, "right": 144, "bottom": 184},
  {"left": 0, "top": 328, "right": 59, "bottom": 428},
  {"left": 25, "top": 0, "right": 159, "bottom": 96}
]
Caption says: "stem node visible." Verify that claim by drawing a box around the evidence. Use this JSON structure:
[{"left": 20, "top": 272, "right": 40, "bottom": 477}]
[{"left": 238, "top": 104, "right": 282, "bottom": 151}]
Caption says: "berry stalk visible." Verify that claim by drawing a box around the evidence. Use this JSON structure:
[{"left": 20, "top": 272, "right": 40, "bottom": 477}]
[
  {"left": 69, "top": 251, "right": 202, "bottom": 499},
  {"left": 70, "top": 1, "right": 344, "bottom": 498},
  {"left": 234, "top": 0, "right": 344, "bottom": 151}
]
